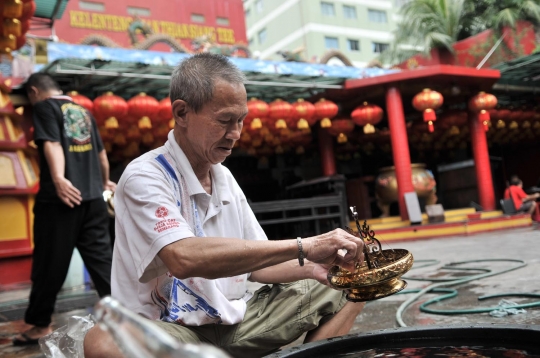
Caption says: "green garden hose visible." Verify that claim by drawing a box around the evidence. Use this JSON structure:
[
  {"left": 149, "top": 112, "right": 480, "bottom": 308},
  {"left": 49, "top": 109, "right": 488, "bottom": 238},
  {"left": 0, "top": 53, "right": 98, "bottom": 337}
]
[{"left": 394, "top": 259, "right": 540, "bottom": 327}]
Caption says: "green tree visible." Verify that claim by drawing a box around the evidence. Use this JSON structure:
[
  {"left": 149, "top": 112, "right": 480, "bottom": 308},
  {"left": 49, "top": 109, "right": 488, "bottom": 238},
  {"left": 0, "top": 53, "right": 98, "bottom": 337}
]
[
  {"left": 460, "top": 0, "right": 540, "bottom": 38},
  {"left": 381, "top": 0, "right": 540, "bottom": 65},
  {"left": 380, "top": 0, "right": 466, "bottom": 65}
]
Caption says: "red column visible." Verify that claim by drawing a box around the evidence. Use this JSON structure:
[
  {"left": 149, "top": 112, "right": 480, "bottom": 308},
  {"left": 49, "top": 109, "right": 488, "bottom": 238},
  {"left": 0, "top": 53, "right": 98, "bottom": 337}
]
[
  {"left": 386, "top": 87, "right": 414, "bottom": 220},
  {"left": 469, "top": 112, "right": 495, "bottom": 210},
  {"left": 318, "top": 126, "right": 336, "bottom": 176}
]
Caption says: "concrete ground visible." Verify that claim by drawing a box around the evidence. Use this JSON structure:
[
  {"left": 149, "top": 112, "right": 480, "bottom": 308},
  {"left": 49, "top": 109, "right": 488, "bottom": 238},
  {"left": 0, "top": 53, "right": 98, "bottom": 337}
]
[{"left": 1, "top": 226, "right": 539, "bottom": 357}]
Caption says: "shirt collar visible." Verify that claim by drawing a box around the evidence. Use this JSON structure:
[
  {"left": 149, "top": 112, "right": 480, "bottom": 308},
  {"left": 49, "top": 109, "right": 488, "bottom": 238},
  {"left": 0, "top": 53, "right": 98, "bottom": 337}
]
[{"left": 164, "top": 130, "right": 231, "bottom": 205}]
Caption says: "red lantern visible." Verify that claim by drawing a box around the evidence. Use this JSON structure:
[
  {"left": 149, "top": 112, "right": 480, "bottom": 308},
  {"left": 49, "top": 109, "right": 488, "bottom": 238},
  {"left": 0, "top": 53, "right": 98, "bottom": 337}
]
[
  {"left": 327, "top": 119, "right": 355, "bottom": 143},
  {"left": 20, "top": 18, "right": 29, "bottom": 34},
  {"left": 0, "top": 34, "right": 16, "bottom": 54},
  {"left": 93, "top": 92, "right": 128, "bottom": 126},
  {"left": 156, "top": 97, "right": 172, "bottom": 124},
  {"left": 292, "top": 99, "right": 315, "bottom": 129},
  {"left": 2, "top": 0, "right": 23, "bottom": 18},
  {"left": 20, "top": 0, "right": 35, "bottom": 20},
  {"left": 128, "top": 92, "right": 159, "bottom": 129},
  {"left": 67, "top": 91, "right": 94, "bottom": 115},
  {"left": 14, "top": 34, "right": 25, "bottom": 49},
  {"left": 351, "top": 102, "right": 383, "bottom": 134},
  {"left": 314, "top": 98, "right": 338, "bottom": 128},
  {"left": 468, "top": 91, "right": 497, "bottom": 131},
  {"left": 412, "top": 88, "right": 443, "bottom": 132},
  {"left": 3, "top": 18, "right": 21, "bottom": 37},
  {"left": 268, "top": 99, "right": 292, "bottom": 129},
  {"left": 246, "top": 98, "right": 269, "bottom": 122}
]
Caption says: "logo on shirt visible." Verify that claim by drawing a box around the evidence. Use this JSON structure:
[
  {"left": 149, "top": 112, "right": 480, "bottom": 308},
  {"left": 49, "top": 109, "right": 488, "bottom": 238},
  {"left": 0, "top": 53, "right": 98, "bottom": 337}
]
[
  {"left": 61, "top": 103, "right": 92, "bottom": 145},
  {"left": 155, "top": 206, "right": 169, "bottom": 218}
]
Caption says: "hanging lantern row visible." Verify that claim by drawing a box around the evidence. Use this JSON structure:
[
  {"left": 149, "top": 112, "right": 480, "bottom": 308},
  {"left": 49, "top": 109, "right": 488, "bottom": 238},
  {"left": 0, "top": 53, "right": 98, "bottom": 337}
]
[
  {"left": 0, "top": 0, "right": 35, "bottom": 54},
  {"left": 245, "top": 98, "right": 339, "bottom": 131},
  {"left": 68, "top": 91, "right": 174, "bottom": 154},
  {"left": 69, "top": 91, "right": 174, "bottom": 130}
]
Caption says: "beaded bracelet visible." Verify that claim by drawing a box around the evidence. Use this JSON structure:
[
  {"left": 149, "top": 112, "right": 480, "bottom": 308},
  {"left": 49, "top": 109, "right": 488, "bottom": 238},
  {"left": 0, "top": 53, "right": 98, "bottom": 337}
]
[{"left": 297, "top": 237, "right": 305, "bottom": 267}]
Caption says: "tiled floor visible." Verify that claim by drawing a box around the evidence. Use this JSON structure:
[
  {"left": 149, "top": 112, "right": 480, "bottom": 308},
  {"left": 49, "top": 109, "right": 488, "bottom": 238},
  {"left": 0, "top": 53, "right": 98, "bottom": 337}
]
[{"left": 1, "top": 226, "right": 540, "bottom": 357}]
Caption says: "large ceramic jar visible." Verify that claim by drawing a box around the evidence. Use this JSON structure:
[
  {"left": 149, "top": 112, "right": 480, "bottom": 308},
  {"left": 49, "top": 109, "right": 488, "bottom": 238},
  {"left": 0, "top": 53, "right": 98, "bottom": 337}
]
[{"left": 375, "top": 164, "right": 437, "bottom": 216}]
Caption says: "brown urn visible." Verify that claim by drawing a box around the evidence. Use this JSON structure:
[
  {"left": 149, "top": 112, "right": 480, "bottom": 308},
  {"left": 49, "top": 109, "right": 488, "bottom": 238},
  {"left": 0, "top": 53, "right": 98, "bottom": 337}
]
[{"left": 375, "top": 164, "right": 437, "bottom": 216}]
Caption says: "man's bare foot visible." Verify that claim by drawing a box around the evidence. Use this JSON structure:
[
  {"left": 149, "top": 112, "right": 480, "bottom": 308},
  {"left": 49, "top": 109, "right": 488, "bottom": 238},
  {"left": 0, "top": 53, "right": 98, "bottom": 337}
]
[{"left": 13, "top": 325, "right": 53, "bottom": 346}]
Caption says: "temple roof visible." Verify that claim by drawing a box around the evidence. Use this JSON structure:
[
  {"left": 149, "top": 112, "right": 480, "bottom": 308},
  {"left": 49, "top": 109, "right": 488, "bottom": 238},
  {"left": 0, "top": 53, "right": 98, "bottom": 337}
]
[{"left": 37, "top": 42, "right": 396, "bottom": 101}]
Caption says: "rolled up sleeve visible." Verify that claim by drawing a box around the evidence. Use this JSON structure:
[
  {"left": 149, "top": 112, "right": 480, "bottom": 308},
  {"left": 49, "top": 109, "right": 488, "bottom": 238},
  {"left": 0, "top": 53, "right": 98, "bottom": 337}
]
[{"left": 120, "top": 166, "right": 194, "bottom": 283}]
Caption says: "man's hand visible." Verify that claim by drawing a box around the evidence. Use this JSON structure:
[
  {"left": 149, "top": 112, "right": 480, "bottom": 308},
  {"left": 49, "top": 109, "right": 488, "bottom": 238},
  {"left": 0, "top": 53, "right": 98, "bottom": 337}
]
[
  {"left": 302, "top": 228, "right": 364, "bottom": 272},
  {"left": 54, "top": 177, "right": 82, "bottom": 208},
  {"left": 311, "top": 262, "right": 333, "bottom": 287},
  {"left": 103, "top": 180, "right": 117, "bottom": 192}
]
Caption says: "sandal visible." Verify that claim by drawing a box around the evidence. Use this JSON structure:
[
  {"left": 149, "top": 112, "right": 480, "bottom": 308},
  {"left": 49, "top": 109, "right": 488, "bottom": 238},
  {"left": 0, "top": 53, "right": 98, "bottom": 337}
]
[{"left": 12, "top": 332, "right": 40, "bottom": 346}]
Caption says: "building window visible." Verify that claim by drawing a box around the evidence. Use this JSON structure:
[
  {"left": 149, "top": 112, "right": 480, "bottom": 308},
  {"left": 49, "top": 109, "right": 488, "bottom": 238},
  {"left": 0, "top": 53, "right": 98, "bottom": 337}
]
[
  {"left": 321, "top": 2, "right": 335, "bottom": 16},
  {"left": 258, "top": 28, "right": 267, "bottom": 44},
  {"left": 325, "top": 36, "right": 339, "bottom": 49},
  {"left": 343, "top": 5, "right": 357, "bottom": 19},
  {"left": 347, "top": 39, "right": 360, "bottom": 51},
  {"left": 245, "top": 7, "right": 251, "bottom": 17},
  {"left": 127, "top": 6, "right": 150, "bottom": 17},
  {"left": 255, "top": 0, "right": 264, "bottom": 13},
  {"left": 191, "top": 14, "right": 205, "bottom": 23},
  {"left": 249, "top": 38, "right": 254, "bottom": 47},
  {"left": 372, "top": 42, "right": 389, "bottom": 53},
  {"left": 368, "top": 9, "right": 388, "bottom": 23},
  {"left": 79, "top": 1, "right": 104, "bottom": 12},
  {"left": 216, "top": 17, "right": 230, "bottom": 26}
]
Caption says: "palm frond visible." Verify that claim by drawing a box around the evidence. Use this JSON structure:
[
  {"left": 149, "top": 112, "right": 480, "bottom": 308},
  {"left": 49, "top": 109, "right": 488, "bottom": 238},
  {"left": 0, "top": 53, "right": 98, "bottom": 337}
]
[{"left": 494, "top": 8, "right": 519, "bottom": 29}]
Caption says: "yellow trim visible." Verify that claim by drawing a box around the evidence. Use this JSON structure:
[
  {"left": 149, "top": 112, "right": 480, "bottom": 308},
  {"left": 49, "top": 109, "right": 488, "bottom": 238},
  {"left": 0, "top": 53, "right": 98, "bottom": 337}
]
[
  {"left": 0, "top": 197, "right": 28, "bottom": 241},
  {"left": 4, "top": 116, "right": 16, "bottom": 141},
  {"left": 376, "top": 216, "right": 531, "bottom": 242},
  {"left": 17, "top": 150, "right": 33, "bottom": 187},
  {"left": 0, "top": 119, "right": 4, "bottom": 140},
  {"left": 352, "top": 209, "right": 506, "bottom": 230},
  {"left": 480, "top": 211, "right": 504, "bottom": 219}
]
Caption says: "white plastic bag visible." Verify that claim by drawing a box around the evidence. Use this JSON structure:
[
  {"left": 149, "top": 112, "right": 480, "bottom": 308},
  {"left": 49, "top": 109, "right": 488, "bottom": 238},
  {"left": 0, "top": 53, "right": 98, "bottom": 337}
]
[{"left": 39, "top": 315, "right": 95, "bottom": 358}]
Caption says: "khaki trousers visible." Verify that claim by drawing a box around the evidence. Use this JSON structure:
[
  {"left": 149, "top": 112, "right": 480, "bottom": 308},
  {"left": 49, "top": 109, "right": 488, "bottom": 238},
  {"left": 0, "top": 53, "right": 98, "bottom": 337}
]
[{"left": 152, "top": 279, "right": 347, "bottom": 358}]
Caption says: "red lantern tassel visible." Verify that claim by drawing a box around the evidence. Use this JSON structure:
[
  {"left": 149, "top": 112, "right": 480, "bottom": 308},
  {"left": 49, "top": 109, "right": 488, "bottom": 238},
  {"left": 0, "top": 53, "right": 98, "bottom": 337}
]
[
  {"left": 423, "top": 108, "right": 436, "bottom": 122},
  {"left": 478, "top": 110, "right": 490, "bottom": 122},
  {"left": 428, "top": 120, "right": 434, "bottom": 133}
]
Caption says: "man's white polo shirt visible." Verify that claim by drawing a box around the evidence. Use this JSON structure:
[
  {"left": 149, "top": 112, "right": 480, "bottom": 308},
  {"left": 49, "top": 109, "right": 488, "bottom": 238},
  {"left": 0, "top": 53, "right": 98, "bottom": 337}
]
[{"left": 111, "top": 131, "right": 267, "bottom": 326}]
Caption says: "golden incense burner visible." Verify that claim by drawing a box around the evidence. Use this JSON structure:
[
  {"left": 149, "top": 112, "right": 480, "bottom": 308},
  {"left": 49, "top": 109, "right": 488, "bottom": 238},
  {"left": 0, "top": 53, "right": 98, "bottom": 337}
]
[{"left": 327, "top": 207, "right": 414, "bottom": 302}]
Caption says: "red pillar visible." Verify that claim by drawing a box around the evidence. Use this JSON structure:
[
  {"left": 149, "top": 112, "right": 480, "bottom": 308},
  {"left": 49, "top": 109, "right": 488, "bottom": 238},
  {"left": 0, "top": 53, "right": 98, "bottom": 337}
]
[
  {"left": 318, "top": 126, "right": 336, "bottom": 176},
  {"left": 469, "top": 112, "right": 495, "bottom": 210},
  {"left": 386, "top": 87, "right": 414, "bottom": 221}
]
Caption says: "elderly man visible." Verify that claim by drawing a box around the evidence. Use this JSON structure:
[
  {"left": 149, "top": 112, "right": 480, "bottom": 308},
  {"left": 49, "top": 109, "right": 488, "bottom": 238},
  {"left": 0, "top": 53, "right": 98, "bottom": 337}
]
[{"left": 84, "top": 53, "right": 365, "bottom": 358}]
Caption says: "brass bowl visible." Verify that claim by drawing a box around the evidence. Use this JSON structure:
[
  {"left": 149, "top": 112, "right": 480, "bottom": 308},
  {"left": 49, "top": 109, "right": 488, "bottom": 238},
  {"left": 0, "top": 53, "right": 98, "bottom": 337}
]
[
  {"left": 346, "top": 278, "right": 408, "bottom": 302},
  {"left": 328, "top": 249, "right": 414, "bottom": 302}
]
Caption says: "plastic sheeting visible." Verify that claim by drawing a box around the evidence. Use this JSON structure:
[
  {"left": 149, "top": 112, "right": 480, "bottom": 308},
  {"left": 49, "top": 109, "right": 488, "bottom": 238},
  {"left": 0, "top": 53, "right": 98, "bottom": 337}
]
[{"left": 45, "top": 42, "right": 396, "bottom": 79}]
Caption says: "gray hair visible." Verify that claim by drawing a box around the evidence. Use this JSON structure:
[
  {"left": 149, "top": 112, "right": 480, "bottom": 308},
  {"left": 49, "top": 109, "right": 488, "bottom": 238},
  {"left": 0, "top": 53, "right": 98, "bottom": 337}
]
[{"left": 169, "top": 53, "right": 246, "bottom": 113}]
